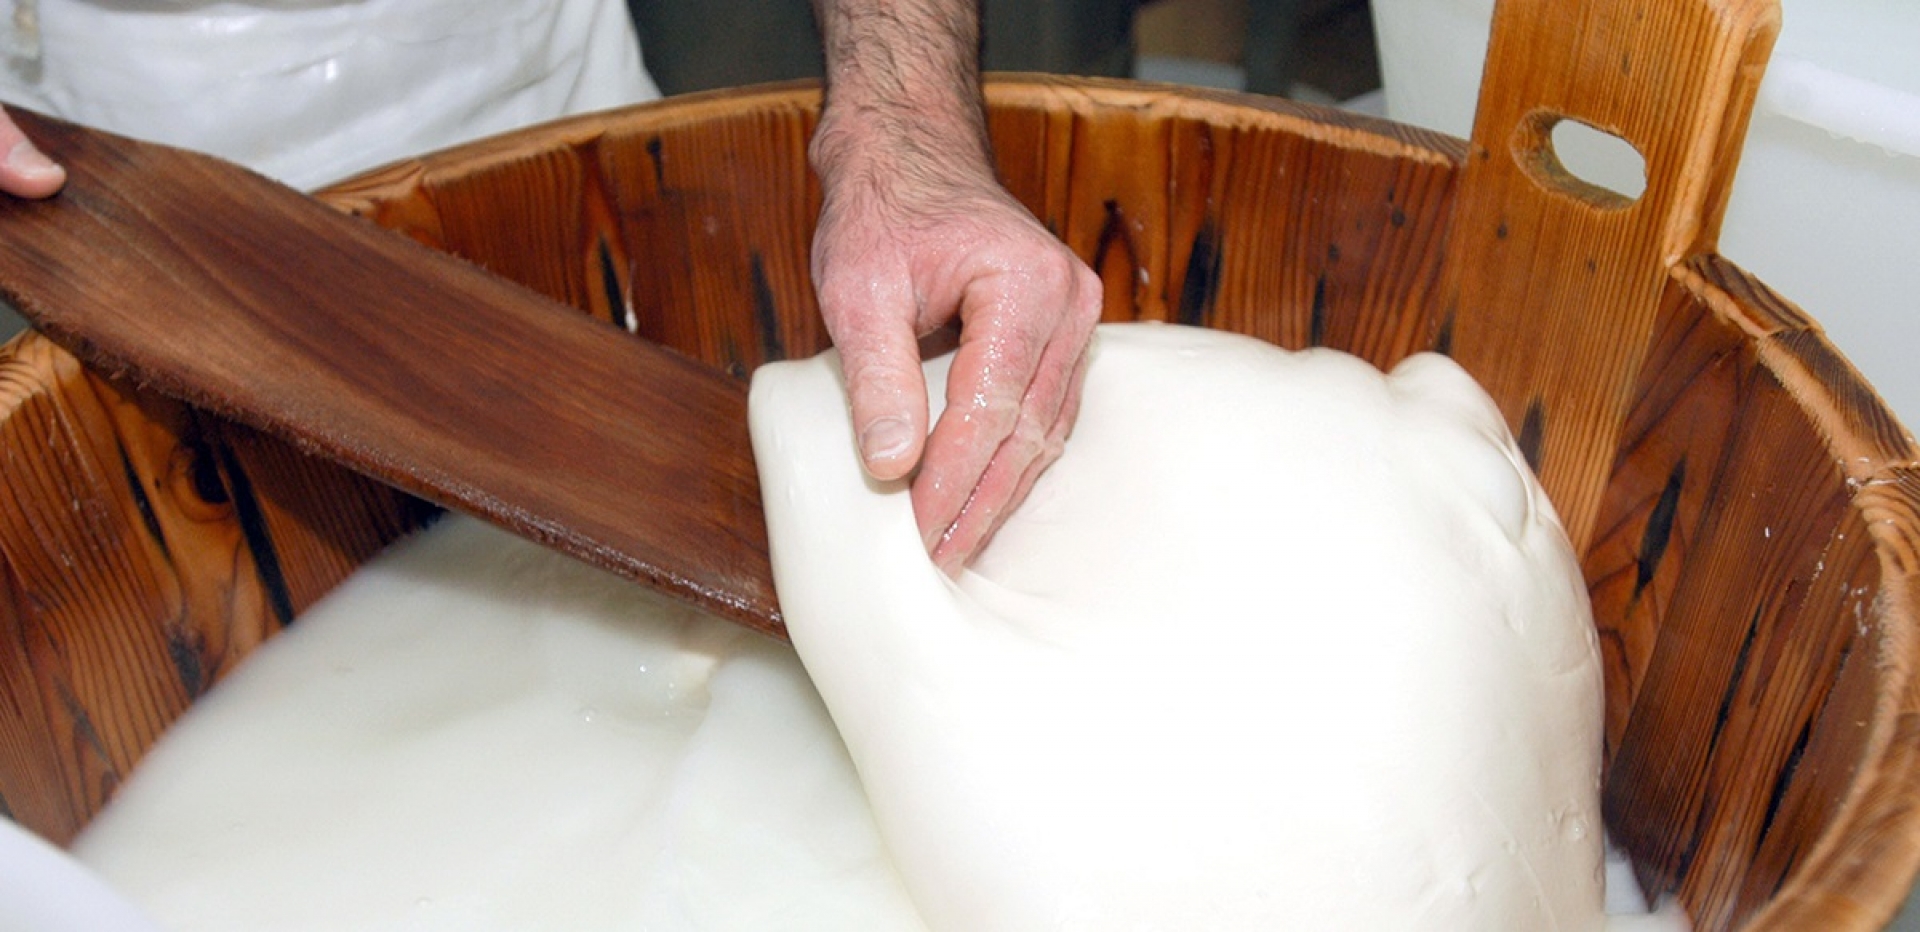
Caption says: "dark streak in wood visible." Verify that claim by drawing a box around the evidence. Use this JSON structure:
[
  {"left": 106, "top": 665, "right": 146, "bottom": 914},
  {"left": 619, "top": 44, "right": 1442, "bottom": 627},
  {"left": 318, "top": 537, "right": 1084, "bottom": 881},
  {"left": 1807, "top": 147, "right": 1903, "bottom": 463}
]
[
  {"left": 117, "top": 446, "right": 171, "bottom": 563},
  {"left": 1093, "top": 199, "right": 1140, "bottom": 314},
  {"left": 184, "top": 422, "right": 230, "bottom": 506},
  {"left": 645, "top": 136, "right": 665, "bottom": 189},
  {"left": 211, "top": 440, "right": 296, "bottom": 628},
  {"left": 1177, "top": 220, "right": 1220, "bottom": 327},
  {"left": 1636, "top": 458, "right": 1686, "bottom": 597},
  {"left": 1764, "top": 611, "right": 1862, "bottom": 901},
  {"left": 1706, "top": 605, "right": 1767, "bottom": 760},
  {"left": 166, "top": 629, "right": 207, "bottom": 699},
  {"left": 1519, "top": 398, "right": 1547, "bottom": 473},
  {"left": 596, "top": 238, "right": 626, "bottom": 330},
  {"left": 1757, "top": 717, "right": 1813, "bottom": 847},
  {"left": 53, "top": 683, "right": 108, "bottom": 773},
  {"left": 1309, "top": 274, "right": 1328, "bottom": 347},
  {"left": 750, "top": 252, "right": 785, "bottom": 362}
]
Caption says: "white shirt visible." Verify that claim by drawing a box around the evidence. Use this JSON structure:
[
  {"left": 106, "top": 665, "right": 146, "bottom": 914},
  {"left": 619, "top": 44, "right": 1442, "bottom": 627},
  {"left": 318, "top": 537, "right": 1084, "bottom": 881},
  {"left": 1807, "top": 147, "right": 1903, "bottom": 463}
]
[{"left": 0, "top": 0, "right": 661, "bottom": 189}]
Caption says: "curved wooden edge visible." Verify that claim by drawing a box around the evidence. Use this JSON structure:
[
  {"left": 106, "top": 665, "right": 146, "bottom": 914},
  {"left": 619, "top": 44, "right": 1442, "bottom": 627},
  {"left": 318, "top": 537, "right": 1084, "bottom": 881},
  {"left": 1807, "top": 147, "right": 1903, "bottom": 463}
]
[
  {"left": 11, "top": 73, "right": 1911, "bottom": 928},
  {"left": 0, "top": 77, "right": 1475, "bottom": 843},
  {"left": 1682, "top": 256, "right": 1920, "bottom": 480},
  {"left": 1674, "top": 255, "right": 1920, "bottom": 931},
  {"left": 319, "top": 76, "right": 1468, "bottom": 212},
  {"left": 315, "top": 74, "right": 1471, "bottom": 393},
  {"left": 982, "top": 74, "right": 1470, "bottom": 166}
]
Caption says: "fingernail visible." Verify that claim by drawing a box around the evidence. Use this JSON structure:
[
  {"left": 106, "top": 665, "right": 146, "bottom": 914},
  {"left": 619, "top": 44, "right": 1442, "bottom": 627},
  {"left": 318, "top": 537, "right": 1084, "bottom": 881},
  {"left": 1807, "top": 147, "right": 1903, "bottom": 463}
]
[
  {"left": 859, "top": 416, "right": 913, "bottom": 464},
  {"left": 7, "top": 139, "right": 59, "bottom": 178}
]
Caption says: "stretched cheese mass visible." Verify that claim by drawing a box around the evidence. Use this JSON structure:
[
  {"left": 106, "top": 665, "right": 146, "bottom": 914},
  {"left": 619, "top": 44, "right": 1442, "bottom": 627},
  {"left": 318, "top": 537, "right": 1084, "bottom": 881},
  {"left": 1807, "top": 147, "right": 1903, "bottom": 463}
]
[
  {"left": 72, "top": 322, "right": 1620, "bottom": 932},
  {"left": 749, "top": 322, "right": 1609, "bottom": 931}
]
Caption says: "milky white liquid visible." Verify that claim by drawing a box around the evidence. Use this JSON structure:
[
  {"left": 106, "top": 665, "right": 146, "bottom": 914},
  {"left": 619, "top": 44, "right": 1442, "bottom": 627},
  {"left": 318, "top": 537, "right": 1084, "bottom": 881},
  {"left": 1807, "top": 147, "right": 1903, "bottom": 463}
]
[
  {"left": 72, "top": 516, "right": 928, "bottom": 932},
  {"left": 74, "top": 324, "right": 1686, "bottom": 931}
]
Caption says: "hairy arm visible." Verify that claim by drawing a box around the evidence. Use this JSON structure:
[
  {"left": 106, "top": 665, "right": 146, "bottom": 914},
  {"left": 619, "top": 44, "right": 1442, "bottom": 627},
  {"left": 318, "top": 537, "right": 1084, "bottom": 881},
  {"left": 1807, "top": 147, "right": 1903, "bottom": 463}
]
[{"left": 810, "top": 0, "right": 1101, "bottom": 572}]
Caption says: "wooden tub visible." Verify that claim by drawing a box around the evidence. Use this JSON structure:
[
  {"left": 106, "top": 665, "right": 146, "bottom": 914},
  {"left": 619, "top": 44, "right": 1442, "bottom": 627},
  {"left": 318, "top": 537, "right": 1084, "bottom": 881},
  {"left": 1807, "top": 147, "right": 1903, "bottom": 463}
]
[{"left": 3, "top": 0, "right": 1917, "bottom": 927}]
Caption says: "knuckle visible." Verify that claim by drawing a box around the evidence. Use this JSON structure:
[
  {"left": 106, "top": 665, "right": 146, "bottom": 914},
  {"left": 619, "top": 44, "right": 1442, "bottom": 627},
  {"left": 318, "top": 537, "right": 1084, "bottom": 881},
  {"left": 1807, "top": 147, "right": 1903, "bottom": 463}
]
[
  {"left": 1071, "top": 264, "right": 1104, "bottom": 319},
  {"left": 974, "top": 391, "right": 1023, "bottom": 436},
  {"left": 840, "top": 351, "right": 917, "bottom": 400},
  {"left": 1006, "top": 410, "right": 1047, "bottom": 451},
  {"left": 1026, "top": 249, "right": 1086, "bottom": 304}
]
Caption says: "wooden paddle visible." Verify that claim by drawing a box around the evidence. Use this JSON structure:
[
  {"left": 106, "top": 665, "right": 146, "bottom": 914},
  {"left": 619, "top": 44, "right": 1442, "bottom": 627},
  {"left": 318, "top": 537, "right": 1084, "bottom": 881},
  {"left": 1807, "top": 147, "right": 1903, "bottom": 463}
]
[{"left": 0, "top": 109, "right": 783, "bottom": 638}]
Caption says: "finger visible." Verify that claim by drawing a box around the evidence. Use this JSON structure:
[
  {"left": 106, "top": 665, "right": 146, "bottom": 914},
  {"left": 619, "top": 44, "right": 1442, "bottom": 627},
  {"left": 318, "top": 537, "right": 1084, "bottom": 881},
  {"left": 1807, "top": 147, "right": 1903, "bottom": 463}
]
[
  {"left": 927, "top": 393, "right": 1047, "bottom": 572},
  {"left": 915, "top": 294, "right": 1084, "bottom": 557},
  {"left": 820, "top": 280, "right": 932, "bottom": 482},
  {"left": 930, "top": 334, "right": 1092, "bottom": 571},
  {"left": 915, "top": 250, "right": 1100, "bottom": 560},
  {"left": 0, "top": 111, "right": 66, "bottom": 199},
  {"left": 911, "top": 306, "right": 1043, "bottom": 550}
]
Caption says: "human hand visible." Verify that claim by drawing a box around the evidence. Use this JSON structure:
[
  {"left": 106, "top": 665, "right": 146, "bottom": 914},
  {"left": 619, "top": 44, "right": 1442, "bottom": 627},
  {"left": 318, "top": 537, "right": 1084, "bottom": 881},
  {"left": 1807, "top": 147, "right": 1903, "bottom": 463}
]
[
  {"left": 809, "top": 140, "right": 1101, "bottom": 574},
  {"left": 0, "top": 107, "right": 66, "bottom": 198},
  {"left": 808, "top": 0, "right": 1101, "bottom": 573}
]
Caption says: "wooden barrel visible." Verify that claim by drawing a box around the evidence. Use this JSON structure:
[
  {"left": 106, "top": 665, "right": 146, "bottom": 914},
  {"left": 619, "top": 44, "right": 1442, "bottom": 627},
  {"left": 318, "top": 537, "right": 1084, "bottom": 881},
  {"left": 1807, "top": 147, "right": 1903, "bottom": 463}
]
[{"left": 3, "top": 0, "right": 1917, "bottom": 928}]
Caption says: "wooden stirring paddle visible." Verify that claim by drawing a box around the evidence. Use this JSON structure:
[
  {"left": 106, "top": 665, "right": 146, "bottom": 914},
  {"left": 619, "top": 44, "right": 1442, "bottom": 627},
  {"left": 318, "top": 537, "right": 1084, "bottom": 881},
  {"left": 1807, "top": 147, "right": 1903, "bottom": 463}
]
[{"left": 0, "top": 109, "right": 783, "bottom": 638}]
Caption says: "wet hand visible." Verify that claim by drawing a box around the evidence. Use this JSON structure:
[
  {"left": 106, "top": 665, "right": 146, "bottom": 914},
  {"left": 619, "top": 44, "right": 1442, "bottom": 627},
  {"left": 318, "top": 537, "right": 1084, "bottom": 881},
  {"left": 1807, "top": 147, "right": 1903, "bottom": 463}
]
[{"left": 811, "top": 165, "right": 1100, "bottom": 573}]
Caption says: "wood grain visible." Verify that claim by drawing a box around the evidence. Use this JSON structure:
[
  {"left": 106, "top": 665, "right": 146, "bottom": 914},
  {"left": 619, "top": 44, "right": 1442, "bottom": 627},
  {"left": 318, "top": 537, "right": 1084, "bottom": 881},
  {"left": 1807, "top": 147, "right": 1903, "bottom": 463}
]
[
  {"left": 7, "top": 39, "right": 1920, "bottom": 930},
  {"left": 1438, "top": 0, "right": 1780, "bottom": 555},
  {"left": 0, "top": 109, "right": 779, "bottom": 637},
  {"left": 1582, "top": 273, "right": 1748, "bottom": 766},
  {"left": 0, "top": 78, "right": 1470, "bottom": 844},
  {"left": 0, "top": 332, "right": 433, "bottom": 841}
]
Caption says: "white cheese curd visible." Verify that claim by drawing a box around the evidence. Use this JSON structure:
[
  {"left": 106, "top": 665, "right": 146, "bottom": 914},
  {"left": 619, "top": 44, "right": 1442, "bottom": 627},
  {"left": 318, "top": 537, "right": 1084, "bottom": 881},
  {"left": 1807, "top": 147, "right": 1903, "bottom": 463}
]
[
  {"left": 71, "top": 515, "right": 928, "bottom": 932},
  {"left": 750, "top": 322, "right": 1612, "bottom": 931},
  {"left": 69, "top": 321, "right": 1687, "bottom": 932}
]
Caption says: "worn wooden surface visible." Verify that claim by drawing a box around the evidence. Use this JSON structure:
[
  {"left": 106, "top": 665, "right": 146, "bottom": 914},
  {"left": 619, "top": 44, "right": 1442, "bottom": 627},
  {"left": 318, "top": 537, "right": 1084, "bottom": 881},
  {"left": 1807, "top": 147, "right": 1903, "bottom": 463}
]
[
  {"left": 0, "top": 332, "right": 435, "bottom": 841},
  {"left": 5, "top": 0, "right": 1920, "bottom": 926},
  {"left": 1591, "top": 258, "right": 1913, "bottom": 931},
  {"left": 1436, "top": 0, "right": 1779, "bottom": 557},
  {"left": 0, "top": 109, "right": 778, "bottom": 637}
]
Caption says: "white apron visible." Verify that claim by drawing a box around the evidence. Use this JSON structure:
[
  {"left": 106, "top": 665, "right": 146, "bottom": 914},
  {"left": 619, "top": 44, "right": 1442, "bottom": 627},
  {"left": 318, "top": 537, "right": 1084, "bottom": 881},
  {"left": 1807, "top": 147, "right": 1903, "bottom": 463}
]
[{"left": 0, "top": 0, "right": 661, "bottom": 189}]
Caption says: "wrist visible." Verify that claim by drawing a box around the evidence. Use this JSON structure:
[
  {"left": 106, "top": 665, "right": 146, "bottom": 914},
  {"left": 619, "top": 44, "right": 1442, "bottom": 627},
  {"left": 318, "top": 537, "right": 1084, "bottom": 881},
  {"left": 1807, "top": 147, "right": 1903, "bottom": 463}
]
[
  {"left": 810, "top": 0, "right": 994, "bottom": 193},
  {"left": 809, "top": 97, "right": 993, "bottom": 199}
]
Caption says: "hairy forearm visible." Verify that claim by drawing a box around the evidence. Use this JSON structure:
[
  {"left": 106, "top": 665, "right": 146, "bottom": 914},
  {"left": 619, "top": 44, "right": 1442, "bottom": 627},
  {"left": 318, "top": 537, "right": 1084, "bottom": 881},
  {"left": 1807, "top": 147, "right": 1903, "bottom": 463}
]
[
  {"left": 810, "top": 0, "right": 993, "bottom": 192},
  {"left": 806, "top": 1, "right": 1101, "bottom": 571}
]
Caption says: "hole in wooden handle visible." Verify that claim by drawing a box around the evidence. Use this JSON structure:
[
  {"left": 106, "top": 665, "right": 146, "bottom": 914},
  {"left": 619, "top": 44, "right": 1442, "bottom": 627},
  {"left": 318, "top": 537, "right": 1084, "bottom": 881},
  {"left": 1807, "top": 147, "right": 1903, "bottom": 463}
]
[{"left": 1514, "top": 111, "right": 1648, "bottom": 209}]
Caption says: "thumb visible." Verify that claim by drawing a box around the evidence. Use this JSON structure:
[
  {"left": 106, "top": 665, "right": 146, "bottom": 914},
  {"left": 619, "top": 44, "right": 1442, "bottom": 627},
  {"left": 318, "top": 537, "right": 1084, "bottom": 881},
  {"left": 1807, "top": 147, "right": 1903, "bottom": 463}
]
[
  {"left": 833, "top": 311, "right": 930, "bottom": 482},
  {"left": 0, "top": 110, "right": 66, "bottom": 199}
]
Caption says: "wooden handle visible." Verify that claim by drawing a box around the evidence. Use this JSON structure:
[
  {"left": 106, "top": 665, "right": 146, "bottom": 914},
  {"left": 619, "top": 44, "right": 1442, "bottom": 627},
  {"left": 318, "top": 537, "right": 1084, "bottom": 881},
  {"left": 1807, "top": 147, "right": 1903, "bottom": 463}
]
[
  {"left": 1438, "top": 0, "right": 1780, "bottom": 551},
  {"left": 0, "top": 110, "right": 783, "bottom": 637}
]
